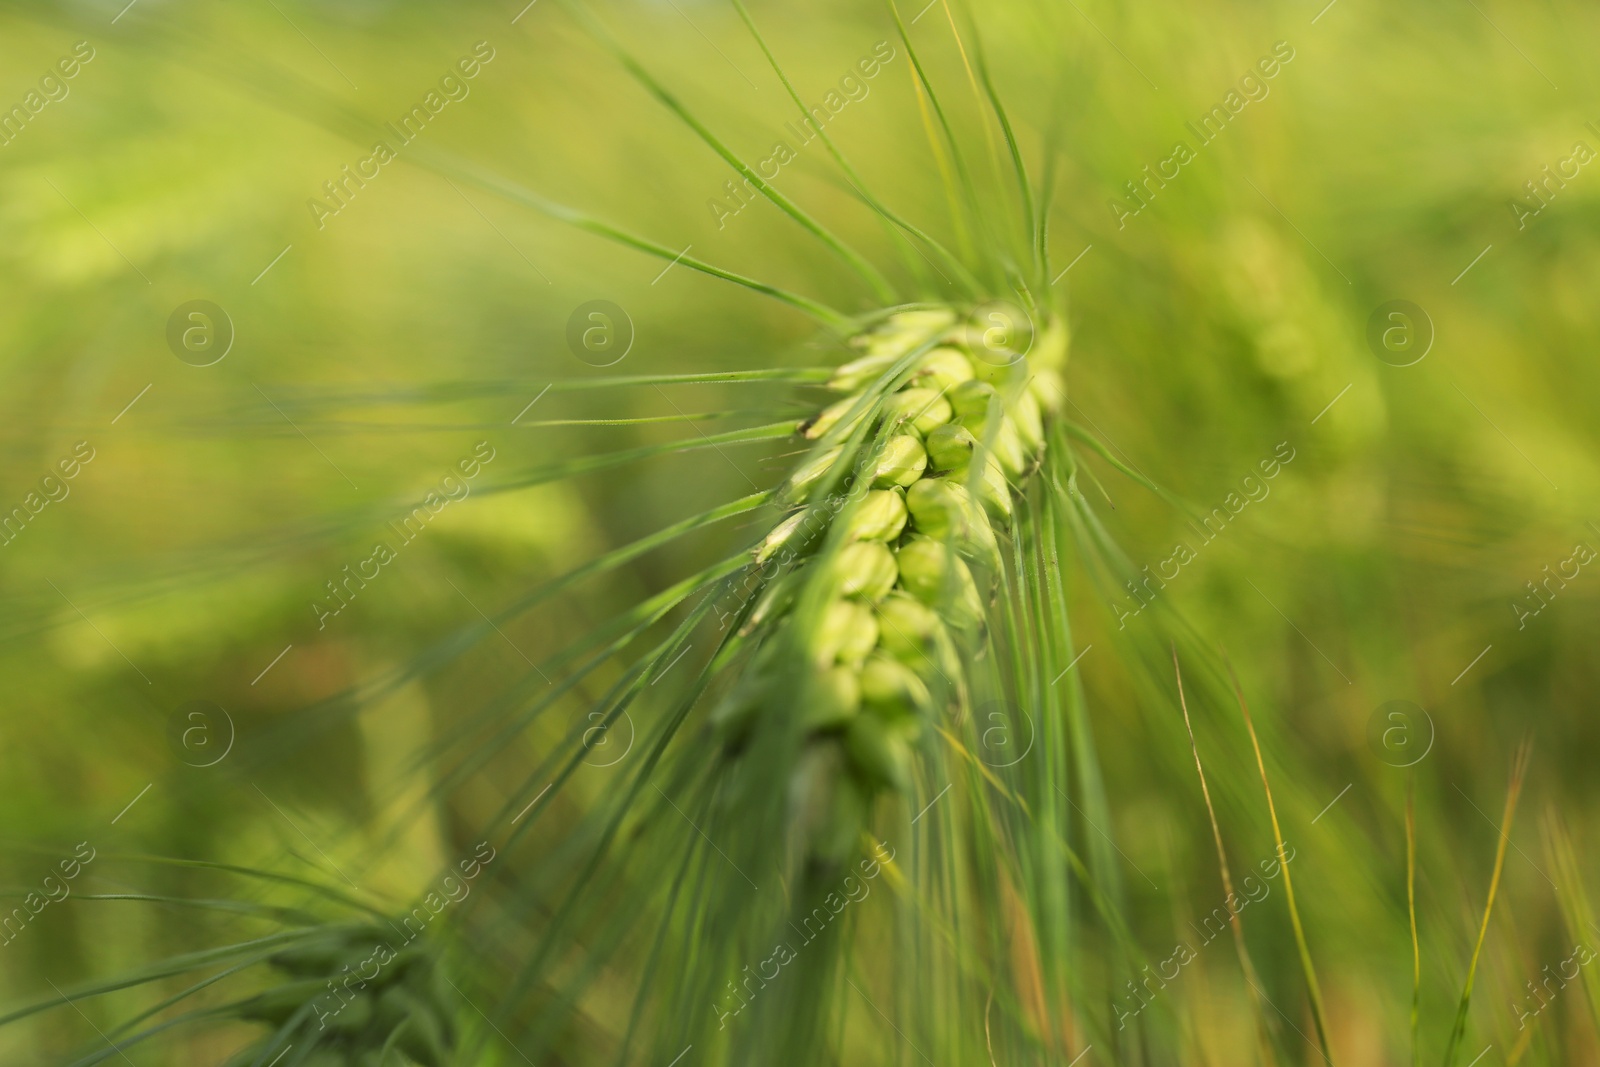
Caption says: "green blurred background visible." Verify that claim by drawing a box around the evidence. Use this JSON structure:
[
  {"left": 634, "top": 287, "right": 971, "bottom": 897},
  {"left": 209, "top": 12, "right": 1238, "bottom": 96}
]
[{"left": 1, "top": 0, "right": 1597, "bottom": 1062}]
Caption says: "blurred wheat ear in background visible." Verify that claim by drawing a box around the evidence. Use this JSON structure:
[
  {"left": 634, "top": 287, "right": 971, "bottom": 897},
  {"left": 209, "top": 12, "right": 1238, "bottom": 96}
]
[{"left": 1, "top": 0, "right": 1599, "bottom": 1064}]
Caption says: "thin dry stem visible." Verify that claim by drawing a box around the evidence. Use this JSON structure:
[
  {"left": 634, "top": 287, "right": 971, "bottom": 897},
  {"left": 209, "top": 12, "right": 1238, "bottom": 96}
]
[
  {"left": 1172, "top": 645, "right": 1279, "bottom": 1067},
  {"left": 1407, "top": 777, "right": 1420, "bottom": 1067},
  {"left": 1224, "top": 653, "right": 1335, "bottom": 1066},
  {"left": 1444, "top": 740, "right": 1532, "bottom": 1065}
]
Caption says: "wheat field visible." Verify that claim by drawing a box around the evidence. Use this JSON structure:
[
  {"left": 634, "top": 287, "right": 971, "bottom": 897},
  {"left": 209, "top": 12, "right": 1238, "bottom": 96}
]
[{"left": 0, "top": 0, "right": 1597, "bottom": 1064}]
